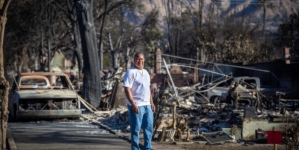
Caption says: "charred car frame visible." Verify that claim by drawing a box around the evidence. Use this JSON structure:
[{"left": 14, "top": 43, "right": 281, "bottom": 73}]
[{"left": 9, "top": 72, "right": 82, "bottom": 119}]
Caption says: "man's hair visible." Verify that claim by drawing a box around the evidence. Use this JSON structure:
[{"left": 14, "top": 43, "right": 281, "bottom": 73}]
[{"left": 134, "top": 52, "right": 144, "bottom": 60}]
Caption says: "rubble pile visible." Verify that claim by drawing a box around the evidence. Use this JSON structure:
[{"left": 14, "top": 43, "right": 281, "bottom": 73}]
[
  {"left": 149, "top": 55, "right": 299, "bottom": 144},
  {"left": 91, "top": 54, "right": 299, "bottom": 146},
  {"left": 98, "top": 107, "right": 129, "bottom": 131}
]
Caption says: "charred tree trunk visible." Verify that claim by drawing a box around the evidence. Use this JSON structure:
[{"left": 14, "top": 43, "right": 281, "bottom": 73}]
[
  {"left": 73, "top": 22, "right": 83, "bottom": 75},
  {"left": 39, "top": 31, "right": 45, "bottom": 71},
  {"left": 46, "top": 24, "right": 51, "bottom": 72},
  {"left": 166, "top": 0, "right": 173, "bottom": 61},
  {"left": 57, "top": 0, "right": 83, "bottom": 75},
  {"left": 69, "top": 4, "right": 83, "bottom": 75},
  {"left": 199, "top": 0, "right": 203, "bottom": 32},
  {"left": 46, "top": 3, "right": 53, "bottom": 72},
  {"left": 262, "top": 4, "right": 266, "bottom": 39},
  {"left": 126, "top": 47, "right": 131, "bottom": 71},
  {"left": 107, "top": 32, "right": 119, "bottom": 69},
  {"left": 98, "top": 0, "right": 107, "bottom": 70},
  {"left": 99, "top": 42, "right": 103, "bottom": 70},
  {"left": 39, "top": 1, "right": 46, "bottom": 71},
  {"left": 0, "top": 0, "right": 11, "bottom": 149},
  {"left": 75, "top": 0, "right": 102, "bottom": 107}
]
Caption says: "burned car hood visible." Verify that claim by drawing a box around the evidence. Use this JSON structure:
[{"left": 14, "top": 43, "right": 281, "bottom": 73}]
[{"left": 16, "top": 90, "right": 78, "bottom": 99}]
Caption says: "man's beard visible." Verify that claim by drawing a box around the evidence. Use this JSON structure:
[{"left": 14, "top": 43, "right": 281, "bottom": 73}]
[{"left": 135, "top": 63, "right": 143, "bottom": 68}]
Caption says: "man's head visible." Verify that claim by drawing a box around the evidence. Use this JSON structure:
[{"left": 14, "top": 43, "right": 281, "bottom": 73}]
[{"left": 133, "top": 52, "right": 144, "bottom": 70}]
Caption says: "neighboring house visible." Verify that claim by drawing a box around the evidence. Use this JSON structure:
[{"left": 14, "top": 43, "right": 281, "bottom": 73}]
[{"left": 50, "top": 51, "right": 78, "bottom": 77}]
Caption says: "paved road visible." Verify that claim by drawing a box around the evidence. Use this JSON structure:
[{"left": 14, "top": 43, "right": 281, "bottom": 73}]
[{"left": 8, "top": 121, "right": 132, "bottom": 150}]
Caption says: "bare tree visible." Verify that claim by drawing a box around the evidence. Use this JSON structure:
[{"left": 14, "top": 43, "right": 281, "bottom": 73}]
[
  {"left": 107, "top": 32, "right": 122, "bottom": 69},
  {"left": 277, "top": 13, "right": 299, "bottom": 56},
  {"left": 94, "top": 0, "right": 126, "bottom": 69},
  {"left": 3, "top": 0, "right": 74, "bottom": 73},
  {"left": 0, "top": 0, "right": 11, "bottom": 149},
  {"left": 256, "top": 0, "right": 276, "bottom": 39},
  {"left": 55, "top": 0, "right": 84, "bottom": 75},
  {"left": 98, "top": 0, "right": 108, "bottom": 70},
  {"left": 164, "top": 0, "right": 174, "bottom": 58},
  {"left": 139, "top": 10, "right": 162, "bottom": 70}
]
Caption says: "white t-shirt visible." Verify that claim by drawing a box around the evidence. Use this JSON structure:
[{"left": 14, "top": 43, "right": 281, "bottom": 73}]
[{"left": 123, "top": 67, "right": 151, "bottom": 106}]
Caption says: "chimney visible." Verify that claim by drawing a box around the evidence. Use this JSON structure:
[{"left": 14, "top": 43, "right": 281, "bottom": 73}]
[
  {"left": 284, "top": 47, "right": 290, "bottom": 64},
  {"left": 155, "top": 48, "right": 162, "bottom": 73}
]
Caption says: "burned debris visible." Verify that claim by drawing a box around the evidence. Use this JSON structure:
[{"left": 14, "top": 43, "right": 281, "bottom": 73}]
[
  {"left": 147, "top": 54, "right": 299, "bottom": 145},
  {"left": 78, "top": 53, "right": 299, "bottom": 147}
]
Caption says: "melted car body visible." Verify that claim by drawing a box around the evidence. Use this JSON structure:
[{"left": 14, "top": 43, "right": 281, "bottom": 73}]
[{"left": 9, "top": 72, "right": 82, "bottom": 119}]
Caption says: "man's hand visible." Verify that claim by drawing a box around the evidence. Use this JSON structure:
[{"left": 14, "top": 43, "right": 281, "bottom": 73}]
[
  {"left": 132, "top": 104, "right": 139, "bottom": 114},
  {"left": 151, "top": 103, "right": 156, "bottom": 112}
]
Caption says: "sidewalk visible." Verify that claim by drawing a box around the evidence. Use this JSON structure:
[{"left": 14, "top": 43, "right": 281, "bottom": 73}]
[
  {"left": 7, "top": 129, "right": 17, "bottom": 150},
  {"left": 93, "top": 121, "right": 186, "bottom": 150},
  {"left": 146, "top": 140, "right": 186, "bottom": 150}
]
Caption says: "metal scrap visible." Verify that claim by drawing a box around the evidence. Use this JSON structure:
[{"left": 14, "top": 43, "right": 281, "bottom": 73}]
[{"left": 151, "top": 54, "right": 299, "bottom": 144}]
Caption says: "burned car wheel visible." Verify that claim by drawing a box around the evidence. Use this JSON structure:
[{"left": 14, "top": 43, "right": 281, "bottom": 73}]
[{"left": 210, "top": 96, "right": 220, "bottom": 104}]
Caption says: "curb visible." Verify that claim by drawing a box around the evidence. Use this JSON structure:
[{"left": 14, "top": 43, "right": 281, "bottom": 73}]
[
  {"left": 92, "top": 121, "right": 151, "bottom": 149},
  {"left": 6, "top": 129, "right": 17, "bottom": 150},
  {"left": 92, "top": 121, "right": 146, "bottom": 149},
  {"left": 91, "top": 121, "right": 132, "bottom": 142}
]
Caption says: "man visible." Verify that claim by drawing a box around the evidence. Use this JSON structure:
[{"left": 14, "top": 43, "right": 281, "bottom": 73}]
[{"left": 123, "top": 52, "right": 156, "bottom": 150}]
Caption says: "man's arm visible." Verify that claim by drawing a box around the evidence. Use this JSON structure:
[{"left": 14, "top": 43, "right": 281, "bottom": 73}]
[{"left": 124, "top": 87, "right": 139, "bottom": 114}]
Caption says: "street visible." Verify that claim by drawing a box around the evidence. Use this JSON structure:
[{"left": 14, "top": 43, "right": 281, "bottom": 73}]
[{"left": 8, "top": 121, "right": 132, "bottom": 150}]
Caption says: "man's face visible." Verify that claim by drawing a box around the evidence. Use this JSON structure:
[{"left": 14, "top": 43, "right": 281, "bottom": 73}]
[{"left": 134, "top": 54, "right": 144, "bottom": 70}]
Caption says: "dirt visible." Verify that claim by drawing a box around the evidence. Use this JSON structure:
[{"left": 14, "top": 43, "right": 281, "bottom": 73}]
[{"left": 177, "top": 142, "right": 286, "bottom": 150}]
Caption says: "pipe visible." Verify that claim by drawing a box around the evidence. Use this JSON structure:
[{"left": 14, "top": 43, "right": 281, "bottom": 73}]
[{"left": 161, "top": 53, "right": 270, "bottom": 73}]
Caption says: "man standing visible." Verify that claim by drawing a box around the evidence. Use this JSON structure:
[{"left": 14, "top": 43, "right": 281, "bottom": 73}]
[{"left": 123, "top": 52, "right": 156, "bottom": 150}]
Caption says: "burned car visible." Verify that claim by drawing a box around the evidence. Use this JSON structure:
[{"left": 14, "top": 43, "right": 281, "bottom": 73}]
[
  {"left": 206, "top": 77, "right": 260, "bottom": 106},
  {"left": 9, "top": 72, "right": 82, "bottom": 119}
]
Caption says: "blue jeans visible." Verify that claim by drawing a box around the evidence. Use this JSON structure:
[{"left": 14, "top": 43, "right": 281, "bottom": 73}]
[{"left": 128, "top": 105, "right": 153, "bottom": 150}]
